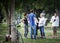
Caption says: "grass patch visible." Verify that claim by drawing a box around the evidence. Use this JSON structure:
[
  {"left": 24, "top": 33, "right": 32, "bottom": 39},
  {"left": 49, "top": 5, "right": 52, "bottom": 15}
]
[
  {"left": 23, "top": 38, "right": 60, "bottom": 43},
  {"left": 0, "top": 23, "right": 60, "bottom": 43}
]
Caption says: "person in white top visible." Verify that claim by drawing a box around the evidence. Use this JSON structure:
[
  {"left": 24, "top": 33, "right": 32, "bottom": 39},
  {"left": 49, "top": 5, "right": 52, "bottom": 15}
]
[
  {"left": 38, "top": 14, "right": 47, "bottom": 38},
  {"left": 50, "top": 12, "right": 59, "bottom": 38}
]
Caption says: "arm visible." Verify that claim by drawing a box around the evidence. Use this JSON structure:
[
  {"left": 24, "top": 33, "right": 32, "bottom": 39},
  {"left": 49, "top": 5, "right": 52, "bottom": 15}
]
[
  {"left": 27, "top": 15, "right": 30, "bottom": 23},
  {"left": 57, "top": 16, "right": 59, "bottom": 25},
  {"left": 34, "top": 17, "right": 38, "bottom": 23},
  {"left": 20, "top": 18, "right": 24, "bottom": 23},
  {"left": 50, "top": 16, "right": 53, "bottom": 23},
  {"left": 33, "top": 14, "right": 38, "bottom": 23},
  {"left": 43, "top": 18, "right": 48, "bottom": 25}
]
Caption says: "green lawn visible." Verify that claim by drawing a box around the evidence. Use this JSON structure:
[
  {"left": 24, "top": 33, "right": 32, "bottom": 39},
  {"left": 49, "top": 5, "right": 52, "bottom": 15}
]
[
  {"left": 23, "top": 38, "right": 60, "bottom": 43},
  {"left": 0, "top": 23, "right": 60, "bottom": 43}
]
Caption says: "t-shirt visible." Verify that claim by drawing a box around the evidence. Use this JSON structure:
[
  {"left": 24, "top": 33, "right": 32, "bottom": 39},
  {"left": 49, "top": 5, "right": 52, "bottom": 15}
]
[
  {"left": 50, "top": 16, "right": 59, "bottom": 27},
  {"left": 24, "top": 17, "right": 28, "bottom": 25},
  {"left": 38, "top": 17, "right": 47, "bottom": 26},
  {"left": 28, "top": 13, "right": 36, "bottom": 26}
]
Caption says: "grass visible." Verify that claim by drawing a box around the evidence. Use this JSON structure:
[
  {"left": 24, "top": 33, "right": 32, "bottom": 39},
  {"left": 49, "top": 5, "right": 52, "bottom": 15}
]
[
  {"left": 23, "top": 38, "right": 60, "bottom": 43},
  {"left": 0, "top": 23, "right": 60, "bottom": 43}
]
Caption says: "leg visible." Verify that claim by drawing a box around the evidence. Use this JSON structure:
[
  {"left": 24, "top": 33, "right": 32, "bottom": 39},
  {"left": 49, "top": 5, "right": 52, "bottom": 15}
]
[
  {"left": 33, "top": 25, "right": 36, "bottom": 39},
  {"left": 31, "top": 26, "right": 34, "bottom": 35},
  {"left": 26, "top": 25, "right": 28, "bottom": 37},
  {"left": 36, "top": 24, "right": 38, "bottom": 35},
  {"left": 24, "top": 24, "right": 26, "bottom": 37},
  {"left": 53, "top": 27, "right": 57, "bottom": 38},
  {"left": 41, "top": 26, "right": 45, "bottom": 38},
  {"left": 36, "top": 25, "right": 37, "bottom": 35},
  {"left": 30, "top": 26, "right": 33, "bottom": 39},
  {"left": 40, "top": 27, "right": 43, "bottom": 37},
  {"left": 55, "top": 27, "right": 57, "bottom": 37}
]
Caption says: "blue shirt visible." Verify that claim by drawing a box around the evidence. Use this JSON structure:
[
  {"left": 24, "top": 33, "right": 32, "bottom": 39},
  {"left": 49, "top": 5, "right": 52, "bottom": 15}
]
[{"left": 28, "top": 13, "right": 36, "bottom": 26}]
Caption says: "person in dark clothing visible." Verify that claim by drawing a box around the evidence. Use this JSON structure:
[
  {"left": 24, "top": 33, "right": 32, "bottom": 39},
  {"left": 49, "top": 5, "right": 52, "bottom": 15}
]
[
  {"left": 36, "top": 23, "right": 39, "bottom": 35},
  {"left": 21, "top": 13, "right": 28, "bottom": 38}
]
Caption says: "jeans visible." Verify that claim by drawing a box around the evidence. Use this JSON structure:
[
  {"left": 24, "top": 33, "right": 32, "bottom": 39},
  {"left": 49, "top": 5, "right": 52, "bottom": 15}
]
[
  {"left": 24, "top": 24, "right": 28, "bottom": 37},
  {"left": 30, "top": 25, "right": 36, "bottom": 39},
  {"left": 39, "top": 26, "right": 45, "bottom": 37}
]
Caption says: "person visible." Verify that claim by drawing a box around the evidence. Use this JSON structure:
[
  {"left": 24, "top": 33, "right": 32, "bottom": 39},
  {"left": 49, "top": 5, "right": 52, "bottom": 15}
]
[
  {"left": 21, "top": 13, "right": 28, "bottom": 38},
  {"left": 50, "top": 12, "right": 59, "bottom": 38},
  {"left": 35, "top": 18, "right": 39, "bottom": 35},
  {"left": 28, "top": 9, "right": 38, "bottom": 39},
  {"left": 38, "top": 14, "right": 47, "bottom": 38}
]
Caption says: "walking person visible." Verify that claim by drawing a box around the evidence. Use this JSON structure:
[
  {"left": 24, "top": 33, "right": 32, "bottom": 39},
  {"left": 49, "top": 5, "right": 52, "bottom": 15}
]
[
  {"left": 38, "top": 14, "right": 47, "bottom": 38},
  {"left": 50, "top": 12, "right": 59, "bottom": 38},
  {"left": 28, "top": 9, "right": 38, "bottom": 39}
]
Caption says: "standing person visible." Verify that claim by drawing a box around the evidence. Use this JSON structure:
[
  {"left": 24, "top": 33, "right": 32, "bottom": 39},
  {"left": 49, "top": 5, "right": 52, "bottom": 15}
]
[
  {"left": 21, "top": 13, "right": 28, "bottom": 38},
  {"left": 38, "top": 14, "right": 47, "bottom": 38},
  {"left": 33, "top": 14, "right": 38, "bottom": 36},
  {"left": 35, "top": 18, "right": 39, "bottom": 35},
  {"left": 50, "top": 12, "right": 59, "bottom": 38},
  {"left": 28, "top": 9, "right": 38, "bottom": 39}
]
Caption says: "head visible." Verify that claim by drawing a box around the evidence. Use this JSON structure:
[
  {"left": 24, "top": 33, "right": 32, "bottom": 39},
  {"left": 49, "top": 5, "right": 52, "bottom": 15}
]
[
  {"left": 30, "top": 9, "right": 34, "bottom": 13},
  {"left": 24, "top": 13, "right": 27, "bottom": 17},
  {"left": 54, "top": 12, "right": 58, "bottom": 17},
  {"left": 40, "top": 14, "right": 44, "bottom": 18},
  {"left": 40, "top": 13, "right": 45, "bottom": 18}
]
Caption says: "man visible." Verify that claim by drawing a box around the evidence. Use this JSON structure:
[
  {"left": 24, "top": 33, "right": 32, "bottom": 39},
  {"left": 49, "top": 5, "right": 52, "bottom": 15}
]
[
  {"left": 28, "top": 9, "right": 38, "bottom": 39},
  {"left": 50, "top": 12, "right": 59, "bottom": 38}
]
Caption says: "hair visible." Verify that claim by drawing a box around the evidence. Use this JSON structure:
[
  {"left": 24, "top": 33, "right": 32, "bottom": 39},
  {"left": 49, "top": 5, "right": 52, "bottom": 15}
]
[
  {"left": 30, "top": 9, "right": 34, "bottom": 13},
  {"left": 54, "top": 12, "right": 58, "bottom": 16},
  {"left": 24, "top": 13, "right": 27, "bottom": 16}
]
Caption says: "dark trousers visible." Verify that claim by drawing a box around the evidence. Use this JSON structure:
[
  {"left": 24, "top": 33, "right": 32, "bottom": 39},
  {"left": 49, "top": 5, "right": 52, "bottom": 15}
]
[
  {"left": 36, "top": 23, "right": 39, "bottom": 35},
  {"left": 24, "top": 24, "right": 28, "bottom": 37}
]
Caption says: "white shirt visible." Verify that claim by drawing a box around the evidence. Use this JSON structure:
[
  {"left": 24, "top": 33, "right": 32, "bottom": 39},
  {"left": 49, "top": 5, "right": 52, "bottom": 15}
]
[
  {"left": 50, "top": 16, "right": 59, "bottom": 27},
  {"left": 38, "top": 17, "right": 47, "bottom": 26},
  {"left": 34, "top": 18, "right": 38, "bottom": 25},
  {"left": 35, "top": 19, "right": 37, "bottom": 25}
]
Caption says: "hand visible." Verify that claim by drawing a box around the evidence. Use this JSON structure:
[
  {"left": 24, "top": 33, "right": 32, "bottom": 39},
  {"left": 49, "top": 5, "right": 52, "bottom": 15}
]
[{"left": 54, "top": 19, "right": 56, "bottom": 22}]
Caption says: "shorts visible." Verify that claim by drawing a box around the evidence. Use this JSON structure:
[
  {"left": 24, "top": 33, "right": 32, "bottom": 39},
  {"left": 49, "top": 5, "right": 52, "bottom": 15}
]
[{"left": 52, "top": 26, "right": 58, "bottom": 32}]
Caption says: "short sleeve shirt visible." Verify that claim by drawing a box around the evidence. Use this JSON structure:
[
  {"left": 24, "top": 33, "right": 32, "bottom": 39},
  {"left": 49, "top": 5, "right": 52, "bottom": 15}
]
[{"left": 28, "top": 13, "right": 36, "bottom": 26}]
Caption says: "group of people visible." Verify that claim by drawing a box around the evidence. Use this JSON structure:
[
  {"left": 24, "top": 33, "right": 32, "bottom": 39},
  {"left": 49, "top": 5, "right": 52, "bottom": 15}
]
[{"left": 20, "top": 9, "right": 59, "bottom": 39}]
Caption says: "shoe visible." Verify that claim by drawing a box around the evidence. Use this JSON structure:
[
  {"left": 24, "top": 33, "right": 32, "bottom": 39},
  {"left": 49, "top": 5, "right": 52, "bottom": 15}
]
[
  {"left": 40, "top": 37, "right": 43, "bottom": 38},
  {"left": 43, "top": 36, "right": 46, "bottom": 39}
]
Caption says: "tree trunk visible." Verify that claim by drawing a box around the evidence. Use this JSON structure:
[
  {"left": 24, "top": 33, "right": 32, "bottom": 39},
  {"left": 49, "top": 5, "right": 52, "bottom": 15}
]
[
  {"left": 10, "top": 0, "right": 17, "bottom": 43},
  {"left": 3, "top": 0, "right": 11, "bottom": 35},
  {"left": 4, "top": 8, "right": 11, "bottom": 35}
]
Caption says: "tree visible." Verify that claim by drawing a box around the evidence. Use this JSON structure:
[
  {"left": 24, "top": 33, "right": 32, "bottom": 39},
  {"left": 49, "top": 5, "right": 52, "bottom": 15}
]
[
  {"left": 0, "top": 0, "right": 17, "bottom": 43},
  {"left": 0, "top": 10, "right": 4, "bottom": 23},
  {"left": 0, "top": 0, "right": 60, "bottom": 42},
  {"left": 10, "top": 0, "right": 17, "bottom": 43}
]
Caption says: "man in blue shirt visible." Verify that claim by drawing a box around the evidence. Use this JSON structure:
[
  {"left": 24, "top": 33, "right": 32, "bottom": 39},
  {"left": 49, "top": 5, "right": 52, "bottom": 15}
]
[{"left": 28, "top": 10, "right": 37, "bottom": 39}]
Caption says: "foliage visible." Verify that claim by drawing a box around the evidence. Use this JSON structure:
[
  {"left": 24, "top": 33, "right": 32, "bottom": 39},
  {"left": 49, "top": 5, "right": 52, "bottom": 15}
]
[{"left": 0, "top": 0, "right": 60, "bottom": 13}]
